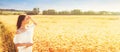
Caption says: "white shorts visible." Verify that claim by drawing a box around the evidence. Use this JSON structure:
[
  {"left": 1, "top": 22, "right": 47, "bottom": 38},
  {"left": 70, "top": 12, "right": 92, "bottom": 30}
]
[{"left": 17, "top": 46, "right": 32, "bottom": 52}]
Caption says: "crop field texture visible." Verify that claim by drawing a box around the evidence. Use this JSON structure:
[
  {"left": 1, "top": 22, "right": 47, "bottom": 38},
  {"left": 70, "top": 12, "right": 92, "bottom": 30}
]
[{"left": 0, "top": 15, "right": 120, "bottom": 52}]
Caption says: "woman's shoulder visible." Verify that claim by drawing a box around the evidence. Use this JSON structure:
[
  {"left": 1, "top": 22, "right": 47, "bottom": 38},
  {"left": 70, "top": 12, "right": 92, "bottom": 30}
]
[
  {"left": 27, "top": 23, "right": 36, "bottom": 28},
  {"left": 31, "top": 23, "right": 36, "bottom": 26},
  {"left": 16, "top": 28, "right": 26, "bottom": 34}
]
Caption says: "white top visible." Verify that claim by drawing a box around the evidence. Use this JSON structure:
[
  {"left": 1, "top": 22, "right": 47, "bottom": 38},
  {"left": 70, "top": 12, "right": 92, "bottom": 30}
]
[{"left": 13, "top": 24, "right": 35, "bottom": 44}]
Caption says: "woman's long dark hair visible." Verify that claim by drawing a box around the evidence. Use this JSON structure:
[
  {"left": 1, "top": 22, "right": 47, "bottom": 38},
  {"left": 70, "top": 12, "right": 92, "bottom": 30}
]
[{"left": 16, "top": 15, "right": 26, "bottom": 29}]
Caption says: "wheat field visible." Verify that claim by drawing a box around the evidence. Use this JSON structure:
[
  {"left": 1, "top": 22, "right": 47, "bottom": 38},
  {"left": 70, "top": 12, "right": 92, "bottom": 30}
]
[{"left": 0, "top": 15, "right": 120, "bottom": 52}]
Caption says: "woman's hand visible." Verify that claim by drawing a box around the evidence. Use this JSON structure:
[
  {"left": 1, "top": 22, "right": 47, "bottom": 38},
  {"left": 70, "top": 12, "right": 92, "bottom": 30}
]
[{"left": 26, "top": 16, "right": 31, "bottom": 20}]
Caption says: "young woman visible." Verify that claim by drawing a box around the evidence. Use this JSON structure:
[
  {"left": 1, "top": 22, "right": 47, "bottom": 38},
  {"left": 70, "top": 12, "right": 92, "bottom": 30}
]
[{"left": 13, "top": 15, "right": 37, "bottom": 52}]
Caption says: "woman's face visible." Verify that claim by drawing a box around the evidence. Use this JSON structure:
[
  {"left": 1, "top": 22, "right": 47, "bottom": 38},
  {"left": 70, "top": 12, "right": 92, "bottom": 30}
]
[{"left": 22, "top": 15, "right": 30, "bottom": 25}]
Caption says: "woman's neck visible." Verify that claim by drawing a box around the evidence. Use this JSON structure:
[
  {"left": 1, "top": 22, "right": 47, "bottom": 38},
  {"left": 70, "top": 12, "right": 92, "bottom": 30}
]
[{"left": 20, "top": 24, "right": 26, "bottom": 29}]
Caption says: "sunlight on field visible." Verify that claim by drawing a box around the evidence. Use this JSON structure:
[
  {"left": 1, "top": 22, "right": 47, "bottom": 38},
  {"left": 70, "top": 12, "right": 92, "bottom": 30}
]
[{"left": 0, "top": 15, "right": 120, "bottom": 52}]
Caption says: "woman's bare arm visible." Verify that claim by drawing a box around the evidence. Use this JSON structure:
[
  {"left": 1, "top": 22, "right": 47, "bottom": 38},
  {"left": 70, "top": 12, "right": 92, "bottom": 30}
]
[{"left": 30, "top": 17, "right": 37, "bottom": 25}]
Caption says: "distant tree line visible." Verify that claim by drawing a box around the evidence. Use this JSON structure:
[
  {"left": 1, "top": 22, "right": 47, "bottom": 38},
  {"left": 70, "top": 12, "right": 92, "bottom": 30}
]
[
  {"left": 0, "top": 8, "right": 120, "bottom": 15},
  {"left": 0, "top": 8, "right": 40, "bottom": 15},
  {"left": 42, "top": 9, "right": 120, "bottom": 15},
  {"left": 0, "top": 8, "right": 25, "bottom": 15},
  {"left": 26, "top": 8, "right": 39, "bottom": 15}
]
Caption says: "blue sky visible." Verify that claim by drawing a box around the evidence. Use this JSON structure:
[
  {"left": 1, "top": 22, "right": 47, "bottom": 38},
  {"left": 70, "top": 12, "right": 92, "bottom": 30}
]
[{"left": 0, "top": 0, "right": 120, "bottom": 12}]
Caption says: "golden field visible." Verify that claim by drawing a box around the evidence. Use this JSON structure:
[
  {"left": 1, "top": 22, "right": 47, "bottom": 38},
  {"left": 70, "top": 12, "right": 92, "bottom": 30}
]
[{"left": 0, "top": 15, "right": 120, "bottom": 52}]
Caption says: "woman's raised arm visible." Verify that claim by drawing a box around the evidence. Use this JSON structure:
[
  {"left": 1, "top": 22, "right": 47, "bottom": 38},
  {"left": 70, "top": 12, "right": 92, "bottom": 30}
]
[{"left": 30, "top": 17, "right": 37, "bottom": 25}]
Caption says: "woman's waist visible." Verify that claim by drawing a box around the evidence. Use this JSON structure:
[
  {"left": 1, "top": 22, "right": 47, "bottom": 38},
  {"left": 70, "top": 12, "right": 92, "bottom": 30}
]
[{"left": 15, "top": 43, "right": 33, "bottom": 47}]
